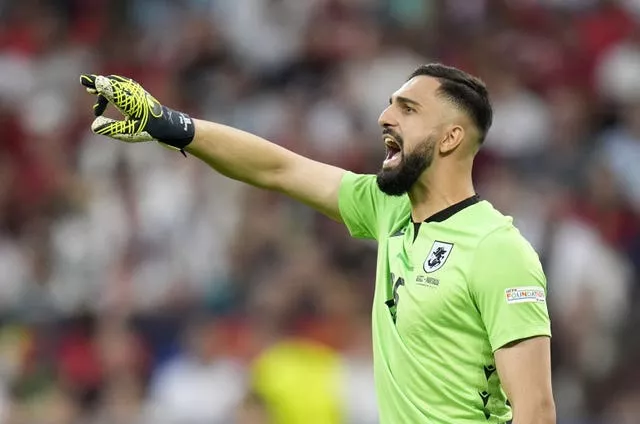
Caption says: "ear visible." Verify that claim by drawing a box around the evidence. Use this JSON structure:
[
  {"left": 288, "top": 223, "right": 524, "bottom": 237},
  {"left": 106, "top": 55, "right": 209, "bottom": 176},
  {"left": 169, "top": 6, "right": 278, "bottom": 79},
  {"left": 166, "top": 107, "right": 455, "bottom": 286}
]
[{"left": 440, "top": 125, "right": 464, "bottom": 154}]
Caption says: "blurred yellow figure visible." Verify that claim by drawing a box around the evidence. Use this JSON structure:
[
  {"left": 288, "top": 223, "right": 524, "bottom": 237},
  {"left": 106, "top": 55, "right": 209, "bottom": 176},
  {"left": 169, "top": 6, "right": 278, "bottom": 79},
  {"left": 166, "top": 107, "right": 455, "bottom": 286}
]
[{"left": 251, "top": 339, "right": 342, "bottom": 424}]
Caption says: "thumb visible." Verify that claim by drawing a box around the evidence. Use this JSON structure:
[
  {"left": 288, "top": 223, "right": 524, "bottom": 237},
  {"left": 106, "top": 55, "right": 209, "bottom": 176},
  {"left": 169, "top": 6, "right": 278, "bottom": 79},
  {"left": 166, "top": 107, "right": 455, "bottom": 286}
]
[
  {"left": 91, "top": 116, "right": 154, "bottom": 143},
  {"left": 93, "top": 95, "right": 109, "bottom": 116}
]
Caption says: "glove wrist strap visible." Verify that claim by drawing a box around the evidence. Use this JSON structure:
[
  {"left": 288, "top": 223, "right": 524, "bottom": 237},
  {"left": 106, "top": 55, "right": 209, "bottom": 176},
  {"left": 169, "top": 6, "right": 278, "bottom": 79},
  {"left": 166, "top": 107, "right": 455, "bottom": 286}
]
[{"left": 147, "top": 106, "right": 195, "bottom": 150}]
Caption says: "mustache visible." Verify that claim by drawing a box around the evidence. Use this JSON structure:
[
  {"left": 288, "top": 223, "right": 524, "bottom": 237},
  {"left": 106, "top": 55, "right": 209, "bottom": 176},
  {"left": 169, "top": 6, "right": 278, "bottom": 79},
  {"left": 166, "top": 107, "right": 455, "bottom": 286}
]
[{"left": 382, "top": 128, "right": 403, "bottom": 147}]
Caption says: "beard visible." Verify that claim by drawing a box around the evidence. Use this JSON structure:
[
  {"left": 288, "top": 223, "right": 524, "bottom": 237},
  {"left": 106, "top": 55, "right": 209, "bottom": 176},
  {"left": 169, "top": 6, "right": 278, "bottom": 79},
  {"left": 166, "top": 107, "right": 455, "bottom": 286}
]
[{"left": 376, "top": 134, "right": 436, "bottom": 196}]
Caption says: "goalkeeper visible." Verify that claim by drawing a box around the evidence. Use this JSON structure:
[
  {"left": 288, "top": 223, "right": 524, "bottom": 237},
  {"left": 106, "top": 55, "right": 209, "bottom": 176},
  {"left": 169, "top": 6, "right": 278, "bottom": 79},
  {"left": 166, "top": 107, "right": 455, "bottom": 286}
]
[{"left": 79, "top": 67, "right": 555, "bottom": 424}]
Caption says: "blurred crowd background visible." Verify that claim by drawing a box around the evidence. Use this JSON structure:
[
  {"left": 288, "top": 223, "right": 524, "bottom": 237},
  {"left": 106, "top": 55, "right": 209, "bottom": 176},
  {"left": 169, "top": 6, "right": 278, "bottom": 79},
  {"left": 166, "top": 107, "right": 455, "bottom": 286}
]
[{"left": 1, "top": 0, "right": 640, "bottom": 423}]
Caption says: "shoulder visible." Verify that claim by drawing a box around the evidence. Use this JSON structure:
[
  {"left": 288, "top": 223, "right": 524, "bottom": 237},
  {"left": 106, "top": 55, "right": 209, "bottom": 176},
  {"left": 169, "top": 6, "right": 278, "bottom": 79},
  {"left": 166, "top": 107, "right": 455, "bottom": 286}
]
[
  {"left": 469, "top": 202, "right": 541, "bottom": 264},
  {"left": 473, "top": 228, "right": 543, "bottom": 288},
  {"left": 340, "top": 172, "right": 409, "bottom": 208},
  {"left": 340, "top": 172, "right": 410, "bottom": 229},
  {"left": 465, "top": 208, "right": 546, "bottom": 300},
  {"left": 455, "top": 200, "right": 516, "bottom": 240}
]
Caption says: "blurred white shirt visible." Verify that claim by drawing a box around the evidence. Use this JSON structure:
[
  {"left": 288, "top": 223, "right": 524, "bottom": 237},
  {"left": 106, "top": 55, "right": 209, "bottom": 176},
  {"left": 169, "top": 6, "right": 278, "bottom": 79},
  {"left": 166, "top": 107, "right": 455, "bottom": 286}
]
[
  {"left": 486, "top": 88, "right": 551, "bottom": 158},
  {"left": 596, "top": 39, "right": 640, "bottom": 104},
  {"left": 148, "top": 356, "right": 247, "bottom": 424}
]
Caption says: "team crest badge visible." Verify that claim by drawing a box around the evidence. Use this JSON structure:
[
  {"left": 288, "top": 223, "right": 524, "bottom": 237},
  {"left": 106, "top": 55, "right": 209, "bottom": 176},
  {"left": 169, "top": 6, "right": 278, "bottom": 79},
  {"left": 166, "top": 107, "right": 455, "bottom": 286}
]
[{"left": 423, "top": 241, "right": 454, "bottom": 273}]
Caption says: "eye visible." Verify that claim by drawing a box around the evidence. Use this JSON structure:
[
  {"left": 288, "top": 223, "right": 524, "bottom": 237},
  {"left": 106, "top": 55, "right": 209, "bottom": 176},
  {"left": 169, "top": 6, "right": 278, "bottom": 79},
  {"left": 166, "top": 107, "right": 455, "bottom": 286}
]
[{"left": 403, "top": 106, "right": 415, "bottom": 114}]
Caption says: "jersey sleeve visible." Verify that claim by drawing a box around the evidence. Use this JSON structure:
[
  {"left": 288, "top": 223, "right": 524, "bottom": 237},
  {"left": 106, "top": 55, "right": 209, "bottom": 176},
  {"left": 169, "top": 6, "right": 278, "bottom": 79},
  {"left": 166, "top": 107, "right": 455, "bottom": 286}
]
[
  {"left": 338, "top": 172, "right": 388, "bottom": 240},
  {"left": 469, "top": 226, "right": 551, "bottom": 352}
]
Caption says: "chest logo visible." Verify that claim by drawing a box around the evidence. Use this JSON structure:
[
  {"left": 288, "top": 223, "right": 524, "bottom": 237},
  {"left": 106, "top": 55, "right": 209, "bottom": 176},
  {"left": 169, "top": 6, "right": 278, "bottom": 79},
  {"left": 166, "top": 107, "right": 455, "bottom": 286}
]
[{"left": 423, "top": 241, "right": 454, "bottom": 273}]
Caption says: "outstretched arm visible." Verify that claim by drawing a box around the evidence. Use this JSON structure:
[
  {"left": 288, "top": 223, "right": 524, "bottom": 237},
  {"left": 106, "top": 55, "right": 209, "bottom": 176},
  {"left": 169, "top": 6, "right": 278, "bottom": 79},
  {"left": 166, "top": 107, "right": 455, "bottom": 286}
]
[{"left": 80, "top": 74, "right": 347, "bottom": 222}]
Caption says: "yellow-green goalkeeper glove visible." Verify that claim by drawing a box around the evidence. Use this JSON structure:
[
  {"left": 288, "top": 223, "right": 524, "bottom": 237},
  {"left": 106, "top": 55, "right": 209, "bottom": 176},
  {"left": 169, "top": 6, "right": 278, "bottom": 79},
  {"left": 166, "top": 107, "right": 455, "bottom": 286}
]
[{"left": 80, "top": 74, "right": 195, "bottom": 154}]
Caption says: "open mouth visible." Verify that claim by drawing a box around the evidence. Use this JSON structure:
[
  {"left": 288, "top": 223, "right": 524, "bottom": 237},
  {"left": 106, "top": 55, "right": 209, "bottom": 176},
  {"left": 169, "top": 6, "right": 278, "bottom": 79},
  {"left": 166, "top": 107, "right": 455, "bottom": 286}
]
[{"left": 383, "top": 135, "right": 402, "bottom": 166}]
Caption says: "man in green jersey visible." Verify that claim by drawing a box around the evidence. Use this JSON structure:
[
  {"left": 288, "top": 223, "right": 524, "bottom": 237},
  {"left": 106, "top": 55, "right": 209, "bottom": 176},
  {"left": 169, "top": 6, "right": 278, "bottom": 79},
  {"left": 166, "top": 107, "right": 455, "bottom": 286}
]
[{"left": 79, "top": 63, "right": 555, "bottom": 424}]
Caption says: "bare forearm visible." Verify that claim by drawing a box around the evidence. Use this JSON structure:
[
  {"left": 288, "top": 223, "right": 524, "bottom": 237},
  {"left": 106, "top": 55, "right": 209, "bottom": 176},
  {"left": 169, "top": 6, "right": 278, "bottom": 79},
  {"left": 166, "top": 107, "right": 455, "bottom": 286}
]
[
  {"left": 183, "top": 118, "right": 346, "bottom": 220},
  {"left": 512, "top": 401, "right": 556, "bottom": 424},
  {"left": 496, "top": 337, "right": 555, "bottom": 424},
  {"left": 184, "top": 119, "right": 297, "bottom": 189}
]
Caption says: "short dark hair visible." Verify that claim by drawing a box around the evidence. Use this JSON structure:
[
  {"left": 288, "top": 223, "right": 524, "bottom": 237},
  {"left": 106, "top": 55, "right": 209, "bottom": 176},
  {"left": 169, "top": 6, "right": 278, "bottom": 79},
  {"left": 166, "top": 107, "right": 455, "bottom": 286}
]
[{"left": 408, "top": 63, "right": 493, "bottom": 144}]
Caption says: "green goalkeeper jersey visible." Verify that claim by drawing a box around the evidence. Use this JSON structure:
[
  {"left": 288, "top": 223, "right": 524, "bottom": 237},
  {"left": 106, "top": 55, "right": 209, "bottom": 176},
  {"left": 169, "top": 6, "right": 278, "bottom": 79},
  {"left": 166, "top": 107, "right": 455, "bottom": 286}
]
[{"left": 338, "top": 172, "right": 551, "bottom": 424}]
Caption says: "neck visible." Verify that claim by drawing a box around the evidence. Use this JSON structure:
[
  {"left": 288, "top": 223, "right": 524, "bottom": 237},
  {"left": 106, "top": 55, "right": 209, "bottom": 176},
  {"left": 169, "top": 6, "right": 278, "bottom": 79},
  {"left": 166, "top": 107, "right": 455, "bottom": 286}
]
[{"left": 408, "top": 159, "right": 476, "bottom": 222}]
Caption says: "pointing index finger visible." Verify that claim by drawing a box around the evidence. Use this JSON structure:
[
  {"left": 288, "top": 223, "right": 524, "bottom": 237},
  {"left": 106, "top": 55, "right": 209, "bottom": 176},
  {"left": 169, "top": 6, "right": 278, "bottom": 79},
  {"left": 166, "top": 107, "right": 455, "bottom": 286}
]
[
  {"left": 80, "top": 74, "right": 97, "bottom": 88},
  {"left": 80, "top": 74, "right": 99, "bottom": 94}
]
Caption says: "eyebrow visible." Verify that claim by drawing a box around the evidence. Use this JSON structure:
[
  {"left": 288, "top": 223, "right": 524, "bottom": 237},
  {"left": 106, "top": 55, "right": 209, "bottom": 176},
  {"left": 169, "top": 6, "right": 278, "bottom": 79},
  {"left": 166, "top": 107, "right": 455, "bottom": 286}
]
[{"left": 389, "top": 95, "right": 422, "bottom": 108}]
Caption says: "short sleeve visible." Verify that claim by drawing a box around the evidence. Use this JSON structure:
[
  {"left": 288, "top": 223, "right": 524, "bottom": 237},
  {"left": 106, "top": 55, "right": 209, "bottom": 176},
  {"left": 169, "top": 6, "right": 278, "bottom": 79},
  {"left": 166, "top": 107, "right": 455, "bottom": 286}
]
[
  {"left": 469, "top": 227, "right": 551, "bottom": 352},
  {"left": 338, "top": 172, "right": 386, "bottom": 240}
]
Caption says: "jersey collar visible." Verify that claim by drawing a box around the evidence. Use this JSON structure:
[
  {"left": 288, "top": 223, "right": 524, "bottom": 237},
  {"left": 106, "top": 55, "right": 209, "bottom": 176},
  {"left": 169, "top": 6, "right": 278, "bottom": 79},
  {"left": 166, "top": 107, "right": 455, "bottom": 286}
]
[{"left": 423, "top": 194, "right": 480, "bottom": 223}]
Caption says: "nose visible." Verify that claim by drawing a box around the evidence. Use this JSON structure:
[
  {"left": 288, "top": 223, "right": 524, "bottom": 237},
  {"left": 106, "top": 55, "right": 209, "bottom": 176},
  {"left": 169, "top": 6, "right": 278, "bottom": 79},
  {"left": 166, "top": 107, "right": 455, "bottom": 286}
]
[{"left": 378, "top": 105, "right": 397, "bottom": 128}]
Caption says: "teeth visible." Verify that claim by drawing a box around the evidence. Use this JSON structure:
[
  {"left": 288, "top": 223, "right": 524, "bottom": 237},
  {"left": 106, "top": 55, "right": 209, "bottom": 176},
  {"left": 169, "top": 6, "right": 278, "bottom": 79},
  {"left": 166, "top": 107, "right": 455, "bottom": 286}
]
[{"left": 384, "top": 136, "right": 400, "bottom": 149}]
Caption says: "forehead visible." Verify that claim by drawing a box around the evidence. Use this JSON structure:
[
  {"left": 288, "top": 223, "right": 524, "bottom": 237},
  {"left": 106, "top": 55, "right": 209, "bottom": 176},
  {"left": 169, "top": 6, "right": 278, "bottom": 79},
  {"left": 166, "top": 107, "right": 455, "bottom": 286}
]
[{"left": 392, "top": 75, "right": 441, "bottom": 104}]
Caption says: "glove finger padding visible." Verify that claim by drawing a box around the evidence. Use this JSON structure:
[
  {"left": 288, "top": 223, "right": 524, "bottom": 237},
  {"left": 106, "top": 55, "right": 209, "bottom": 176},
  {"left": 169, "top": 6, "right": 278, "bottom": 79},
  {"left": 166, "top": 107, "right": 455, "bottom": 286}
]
[
  {"left": 80, "top": 74, "right": 97, "bottom": 90},
  {"left": 80, "top": 75, "right": 109, "bottom": 116},
  {"left": 93, "top": 95, "right": 109, "bottom": 116},
  {"left": 91, "top": 116, "right": 154, "bottom": 143}
]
